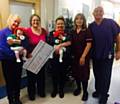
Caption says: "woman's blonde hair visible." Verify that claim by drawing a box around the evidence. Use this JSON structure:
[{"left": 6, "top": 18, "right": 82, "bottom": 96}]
[{"left": 7, "top": 14, "right": 21, "bottom": 26}]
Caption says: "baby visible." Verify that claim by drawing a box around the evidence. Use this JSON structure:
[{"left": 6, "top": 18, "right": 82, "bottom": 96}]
[
  {"left": 50, "top": 30, "right": 67, "bottom": 63},
  {"left": 7, "top": 27, "right": 27, "bottom": 62}
]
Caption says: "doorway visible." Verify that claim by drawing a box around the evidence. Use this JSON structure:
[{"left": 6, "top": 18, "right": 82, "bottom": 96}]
[{"left": 10, "top": 2, "right": 35, "bottom": 27}]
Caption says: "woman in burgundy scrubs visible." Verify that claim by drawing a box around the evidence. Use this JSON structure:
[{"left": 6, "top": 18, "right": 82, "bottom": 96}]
[{"left": 70, "top": 13, "right": 92, "bottom": 101}]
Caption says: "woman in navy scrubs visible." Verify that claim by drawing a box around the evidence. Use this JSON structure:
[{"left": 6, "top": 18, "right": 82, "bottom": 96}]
[{"left": 0, "top": 14, "right": 23, "bottom": 104}]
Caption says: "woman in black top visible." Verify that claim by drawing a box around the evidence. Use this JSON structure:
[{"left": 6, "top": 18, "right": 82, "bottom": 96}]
[{"left": 47, "top": 16, "right": 71, "bottom": 98}]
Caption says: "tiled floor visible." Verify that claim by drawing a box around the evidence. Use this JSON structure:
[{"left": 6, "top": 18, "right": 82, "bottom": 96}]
[{"left": 0, "top": 60, "right": 120, "bottom": 104}]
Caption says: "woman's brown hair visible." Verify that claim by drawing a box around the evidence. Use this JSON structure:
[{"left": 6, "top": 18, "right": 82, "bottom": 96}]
[
  {"left": 74, "top": 13, "right": 87, "bottom": 30},
  {"left": 29, "top": 14, "right": 41, "bottom": 26},
  {"left": 55, "top": 16, "right": 65, "bottom": 24}
]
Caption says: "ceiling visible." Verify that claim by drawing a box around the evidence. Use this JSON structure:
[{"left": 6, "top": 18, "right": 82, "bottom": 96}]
[{"left": 110, "top": 0, "right": 120, "bottom": 3}]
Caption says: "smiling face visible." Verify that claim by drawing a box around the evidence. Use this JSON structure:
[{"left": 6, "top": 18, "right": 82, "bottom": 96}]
[
  {"left": 93, "top": 6, "right": 104, "bottom": 21},
  {"left": 75, "top": 15, "right": 84, "bottom": 28},
  {"left": 8, "top": 15, "right": 21, "bottom": 30},
  {"left": 74, "top": 13, "right": 86, "bottom": 30},
  {"left": 55, "top": 18, "right": 65, "bottom": 31},
  {"left": 30, "top": 15, "right": 41, "bottom": 28},
  {"left": 16, "top": 29, "right": 23, "bottom": 37},
  {"left": 11, "top": 18, "right": 20, "bottom": 30}
]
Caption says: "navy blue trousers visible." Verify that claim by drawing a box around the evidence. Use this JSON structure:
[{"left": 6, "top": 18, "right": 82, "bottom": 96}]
[
  {"left": 92, "top": 58, "right": 114, "bottom": 97},
  {"left": 1, "top": 58, "right": 23, "bottom": 100}
]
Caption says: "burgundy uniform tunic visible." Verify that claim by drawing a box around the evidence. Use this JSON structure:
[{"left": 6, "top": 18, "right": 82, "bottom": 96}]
[{"left": 71, "top": 29, "right": 92, "bottom": 81}]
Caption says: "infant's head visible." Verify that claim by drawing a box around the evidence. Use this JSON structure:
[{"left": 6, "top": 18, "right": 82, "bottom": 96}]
[{"left": 14, "top": 27, "right": 25, "bottom": 40}]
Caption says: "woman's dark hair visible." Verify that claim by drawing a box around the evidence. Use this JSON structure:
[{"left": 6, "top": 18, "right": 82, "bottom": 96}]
[
  {"left": 29, "top": 14, "right": 41, "bottom": 26},
  {"left": 74, "top": 13, "right": 87, "bottom": 30},
  {"left": 55, "top": 16, "right": 65, "bottom": 24}
]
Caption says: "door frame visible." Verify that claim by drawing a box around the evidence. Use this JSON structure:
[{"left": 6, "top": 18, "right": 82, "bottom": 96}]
[{"left": 10, "top": 0, "right": 41, "bottom": 15}]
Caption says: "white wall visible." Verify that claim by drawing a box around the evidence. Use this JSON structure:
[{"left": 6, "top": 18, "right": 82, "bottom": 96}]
[
  {"left": 101, "top": 0, "right": 114, "bottom": 19},
  {"left": 41, "top": 0, "right": 55, "bottom": 29},
  {"left": 10, "top": 2, "right": 34, "bottom": 27},
  {"left": 40, "top": 0, "right": 120, "bottom": 30},
  {"left": 112, "top": 3, "right": 120, "bottom": 25},
  {"left": 41, "top": 0, "right": 100, "bottom": 25},
  {"left": 40, "top": 0, "right": 104, "bottom": 28},
  {"left": 55, "top": 0, "right": 94, "bottom": 23}
]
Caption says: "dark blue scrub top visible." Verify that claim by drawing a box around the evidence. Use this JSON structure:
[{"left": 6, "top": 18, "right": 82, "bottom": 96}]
[
  {"left": 0, "top": 27, "right": 15, "bottom": 60},
  {"left": 89, "top": 18, "right": 120, "bottom": 59}
]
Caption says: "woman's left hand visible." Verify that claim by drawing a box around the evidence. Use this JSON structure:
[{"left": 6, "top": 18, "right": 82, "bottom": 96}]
[
  {"left": 115, "top": 51, "right": 120, "bottom": 60},
  {"left": 79, "top": 57, "right": 85, "bottom": 65}
]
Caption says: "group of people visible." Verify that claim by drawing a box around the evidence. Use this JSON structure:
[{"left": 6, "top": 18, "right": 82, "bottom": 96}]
[{"left": 0, "top": 6, "right": 120, "bottom": 104}]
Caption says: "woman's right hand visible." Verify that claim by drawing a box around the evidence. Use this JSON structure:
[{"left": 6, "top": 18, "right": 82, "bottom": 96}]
[
  {"left": 79, "top": 57, "right": 85, "bottom": 65},
  {"left": 7, "top": 39, "right": 15, "bottom": 45},
  {"left": 7, "top": 39, "right": 21, "bottom": 45},
  {"left": 54, "top": 44, "right": 61, "bottom": 54}
]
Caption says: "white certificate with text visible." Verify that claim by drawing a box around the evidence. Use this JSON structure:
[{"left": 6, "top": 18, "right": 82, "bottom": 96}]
[{"left": 23, "top": 40, "right": 54, "bottom": 74}]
